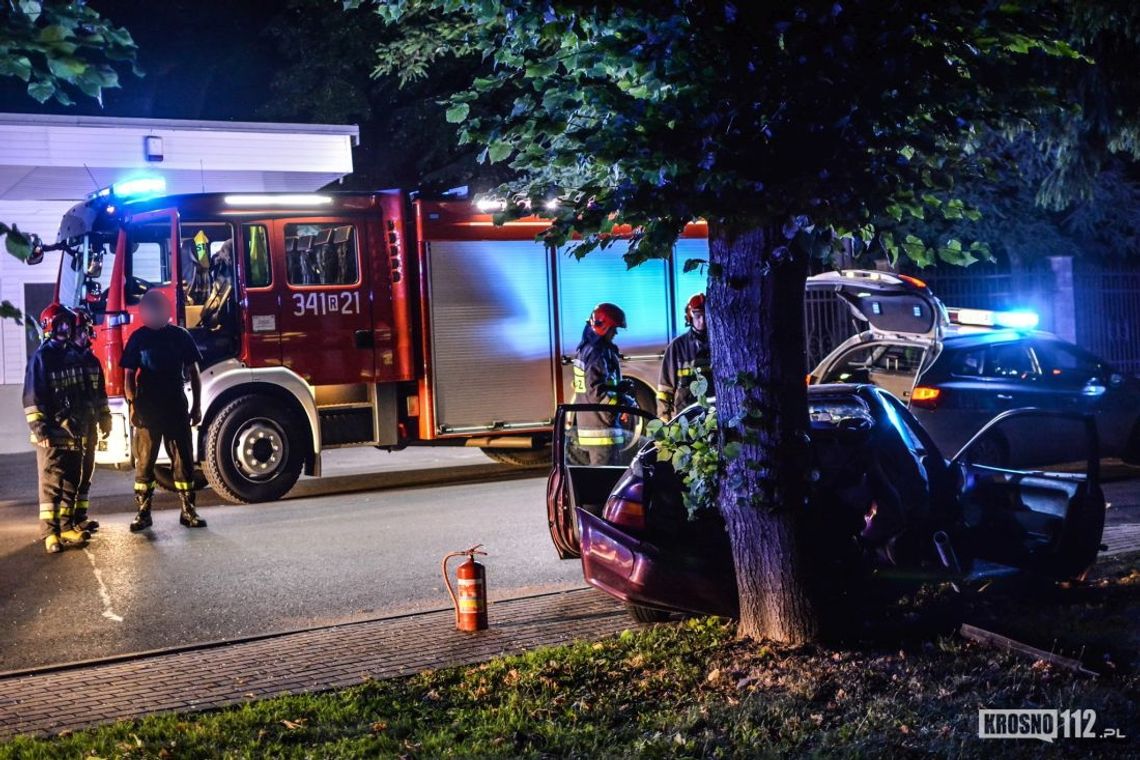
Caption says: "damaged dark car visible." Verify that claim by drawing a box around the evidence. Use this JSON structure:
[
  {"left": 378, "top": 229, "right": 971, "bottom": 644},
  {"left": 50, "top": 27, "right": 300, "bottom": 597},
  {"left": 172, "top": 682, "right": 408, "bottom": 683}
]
[{"left": 546, "top": 385, "right": 1107, "bottom": 623}]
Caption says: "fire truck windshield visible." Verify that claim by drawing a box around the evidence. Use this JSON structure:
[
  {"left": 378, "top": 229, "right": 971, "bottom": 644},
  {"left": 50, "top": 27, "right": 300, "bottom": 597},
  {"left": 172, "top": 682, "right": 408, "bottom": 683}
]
[{"left": 58, "top": 231, "right": 116, "bottom": 319}]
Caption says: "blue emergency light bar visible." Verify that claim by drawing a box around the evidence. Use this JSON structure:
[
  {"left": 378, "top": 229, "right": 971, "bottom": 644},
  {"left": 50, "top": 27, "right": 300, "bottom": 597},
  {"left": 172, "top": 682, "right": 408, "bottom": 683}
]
[
  {"left": 950, "top": 307, "right": 1040, "bottom": 330},
  {"left": 88, "top": 176, "right": 167, "bottom": 202}
]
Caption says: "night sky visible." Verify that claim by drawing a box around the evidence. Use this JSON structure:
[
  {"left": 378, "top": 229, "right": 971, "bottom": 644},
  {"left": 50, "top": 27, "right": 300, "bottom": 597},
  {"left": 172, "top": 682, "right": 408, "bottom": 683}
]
[{"left": 2, "top": 0, "right": 286, "bottom": 121}]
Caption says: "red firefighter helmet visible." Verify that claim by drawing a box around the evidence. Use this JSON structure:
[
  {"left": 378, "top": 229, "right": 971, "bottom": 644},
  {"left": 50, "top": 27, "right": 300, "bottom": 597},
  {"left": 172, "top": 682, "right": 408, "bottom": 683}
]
[
  {"left": 589, "top": 302, "right": 627, "bottom": 336},
  {"left": 39, "top": 303, "right": 76, "bottom": 339},
  {"left": 684, "top": 293, "right": 706, "bottom": 325}
]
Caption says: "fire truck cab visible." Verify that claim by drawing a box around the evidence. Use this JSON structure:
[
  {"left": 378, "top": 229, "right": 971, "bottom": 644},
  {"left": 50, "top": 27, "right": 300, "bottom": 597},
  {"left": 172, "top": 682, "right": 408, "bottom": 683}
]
[{"left": 48, "top": 181, "right": 709, "bottom": 503}]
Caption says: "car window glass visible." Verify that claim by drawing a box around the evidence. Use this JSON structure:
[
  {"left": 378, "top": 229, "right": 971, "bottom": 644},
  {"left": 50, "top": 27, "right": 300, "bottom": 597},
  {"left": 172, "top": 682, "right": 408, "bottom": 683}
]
[
  {"left": 285, "top": 222, "right": 359, "bottom": 286},
  {"left": 950, "top": 348, "right": 984, "bottom": 377},
  {"left": 983, "top": 344, "right": 1036, "bottom": 379},
  {"left": 1033, "top": 342, "right": 1102, "bottom": 382},
  {"left": 823, "top": 344, "right": 924, "bottom": 382}
]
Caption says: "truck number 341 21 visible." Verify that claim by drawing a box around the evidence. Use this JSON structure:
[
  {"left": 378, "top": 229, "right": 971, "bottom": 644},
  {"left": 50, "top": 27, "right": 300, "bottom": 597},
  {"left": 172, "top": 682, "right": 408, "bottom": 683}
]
[{"left": 293, "top": 291, "right": 361, "bottom": 317}]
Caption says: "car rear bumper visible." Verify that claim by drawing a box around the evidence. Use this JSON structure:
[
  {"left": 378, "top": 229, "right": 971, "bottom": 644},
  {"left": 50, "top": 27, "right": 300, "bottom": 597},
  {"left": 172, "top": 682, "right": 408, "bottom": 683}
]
[{"left": 577, "top": 508, "right": 737, "bottom": 618}]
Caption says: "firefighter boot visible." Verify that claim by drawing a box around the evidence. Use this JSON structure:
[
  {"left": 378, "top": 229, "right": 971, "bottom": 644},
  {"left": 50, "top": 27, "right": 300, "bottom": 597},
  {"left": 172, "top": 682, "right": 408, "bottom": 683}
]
[
  {"left": 74, "top": 498, "right": 99, "bottom": 533},
  {"left": 58, "top": 503, "right": 89, "bottom": 546},
  {"left": 44, "top": 534, "right": 62, "bottom": 554},
  {"left": 59, "top": 526, "right": 90, "bottom": 547},
  {"left": 178, "top": 493, "right": 207, "bottom": 529},
  {"left": 129, "top": 492, "right": 153, "bottom": 533}
]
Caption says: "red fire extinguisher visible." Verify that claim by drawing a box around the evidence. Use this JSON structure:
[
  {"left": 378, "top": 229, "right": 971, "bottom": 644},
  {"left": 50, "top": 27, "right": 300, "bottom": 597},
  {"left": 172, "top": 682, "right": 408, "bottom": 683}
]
[{"left": 442, "top": 544, "right": 488, "bottom": 631}]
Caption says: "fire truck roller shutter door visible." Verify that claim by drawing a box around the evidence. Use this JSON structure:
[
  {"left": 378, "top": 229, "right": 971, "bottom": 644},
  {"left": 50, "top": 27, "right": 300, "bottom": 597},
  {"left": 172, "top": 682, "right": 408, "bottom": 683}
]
[{"left": 424, "top": 240, "right": 557, "bottom": 434}]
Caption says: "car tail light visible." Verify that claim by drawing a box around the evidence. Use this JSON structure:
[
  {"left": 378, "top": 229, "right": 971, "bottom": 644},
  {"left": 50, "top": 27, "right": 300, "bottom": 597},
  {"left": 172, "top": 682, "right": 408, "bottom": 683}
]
[
  {"left": 897, "top": 273, "right": 927, "bottom": 289},
  {"left": 604, "top": 480, "right": 646, "bottom": 530},
  {"left": 910, "top": 386, "right": 942, "bottom": 409}
]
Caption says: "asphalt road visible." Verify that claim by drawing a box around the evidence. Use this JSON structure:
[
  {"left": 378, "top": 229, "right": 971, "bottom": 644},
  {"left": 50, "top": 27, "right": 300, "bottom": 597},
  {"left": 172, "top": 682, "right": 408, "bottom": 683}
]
[
  {"left": 0, "top": 448, "right": 582, "bottom": 673},
  {"left": 2, "top": 448, "right": 1139, "bottom": 674}
]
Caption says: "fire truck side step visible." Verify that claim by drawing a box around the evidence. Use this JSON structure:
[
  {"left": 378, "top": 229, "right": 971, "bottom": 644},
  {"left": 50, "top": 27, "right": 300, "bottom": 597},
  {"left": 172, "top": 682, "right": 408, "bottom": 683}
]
[{"left": 319, "top": 408, "right": 375, "bottom": 447}]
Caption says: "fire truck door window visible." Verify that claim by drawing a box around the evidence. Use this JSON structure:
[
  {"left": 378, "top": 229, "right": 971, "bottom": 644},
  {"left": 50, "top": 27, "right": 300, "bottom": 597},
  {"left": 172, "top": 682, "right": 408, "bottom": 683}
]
[
  {"left": 124, "top": 222, "right": 174, "bottom": 305},
  {"left": 180, "top": 223, "right": 235, "bottom": 331},
  {"left": 284, "top": 223, "right": 359, "bottom": 287},
  {"left": 58, "top": 232, "right": 116, "bottom": 319},
  {"left": 243, "top": 224, "right": 271, "bottom": 287}
]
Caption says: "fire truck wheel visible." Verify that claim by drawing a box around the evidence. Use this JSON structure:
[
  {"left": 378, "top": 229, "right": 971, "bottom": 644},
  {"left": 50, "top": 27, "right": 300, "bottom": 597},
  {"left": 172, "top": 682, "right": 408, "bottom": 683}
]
[
  {"left": 480, "top": 446, "right": 552, "bottom": 468},
  {"left": 203, "top": 395, "right": 306, "bottom": 504}
]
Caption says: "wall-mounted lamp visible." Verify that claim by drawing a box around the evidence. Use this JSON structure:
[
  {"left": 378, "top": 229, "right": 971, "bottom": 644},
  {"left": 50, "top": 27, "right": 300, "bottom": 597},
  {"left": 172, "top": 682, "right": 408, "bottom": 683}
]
[{"left": 144, "top": 135, "right": 164, "bottom": 162}]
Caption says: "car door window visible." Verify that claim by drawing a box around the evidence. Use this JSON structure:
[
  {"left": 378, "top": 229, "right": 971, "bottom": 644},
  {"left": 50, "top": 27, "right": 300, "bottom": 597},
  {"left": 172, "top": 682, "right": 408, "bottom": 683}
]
[
  {"left": 1032, "top": 341, "right": 1103, "bottom": 385},
  {"left": 983, "top": 344, "right": 1037, "bottom": 380}
]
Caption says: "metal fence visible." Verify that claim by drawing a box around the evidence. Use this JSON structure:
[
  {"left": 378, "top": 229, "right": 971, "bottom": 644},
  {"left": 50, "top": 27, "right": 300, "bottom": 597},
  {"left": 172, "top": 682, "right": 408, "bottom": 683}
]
[{"left": 1074, "top": 260, "right": 1140, "bottom": 375}]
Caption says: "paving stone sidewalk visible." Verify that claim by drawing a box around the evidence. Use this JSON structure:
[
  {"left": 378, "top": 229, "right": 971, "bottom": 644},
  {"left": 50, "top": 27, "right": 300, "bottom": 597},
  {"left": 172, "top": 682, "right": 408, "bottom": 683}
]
[{"left": 0, "top": 588, "right": 630, "bottom": 739}]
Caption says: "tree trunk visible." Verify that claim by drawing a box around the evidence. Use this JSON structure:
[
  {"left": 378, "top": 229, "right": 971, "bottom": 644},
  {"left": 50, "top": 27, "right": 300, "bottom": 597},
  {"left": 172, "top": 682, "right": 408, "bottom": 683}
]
[{"left": 706, "top": 220, "right": 819, "bottom": 644}]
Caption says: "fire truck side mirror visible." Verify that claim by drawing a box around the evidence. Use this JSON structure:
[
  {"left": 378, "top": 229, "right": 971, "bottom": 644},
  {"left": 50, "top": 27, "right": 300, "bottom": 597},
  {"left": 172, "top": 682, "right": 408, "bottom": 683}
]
[{"left": 25, "top": 234, "right": 45, "bottom": 266}]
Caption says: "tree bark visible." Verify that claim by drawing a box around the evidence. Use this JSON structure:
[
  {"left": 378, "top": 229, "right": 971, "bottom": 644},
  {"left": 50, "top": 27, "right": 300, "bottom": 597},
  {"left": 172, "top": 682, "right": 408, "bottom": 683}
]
[{"left": 706, "top": 220, "right": 819, "bottom": 644}]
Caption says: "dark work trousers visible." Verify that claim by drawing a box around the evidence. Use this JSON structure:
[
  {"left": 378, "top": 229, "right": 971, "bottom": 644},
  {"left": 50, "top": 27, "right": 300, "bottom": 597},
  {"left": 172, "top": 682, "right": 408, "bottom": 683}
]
[
  {"left": 37, "top": 445, "right": 83, "bottom": 538},
  {"left": 133, "top": 414, "right": 195, "bottom": 500},
  {"left": 74, "top": 420, "right": 98, "bottom": 522}
]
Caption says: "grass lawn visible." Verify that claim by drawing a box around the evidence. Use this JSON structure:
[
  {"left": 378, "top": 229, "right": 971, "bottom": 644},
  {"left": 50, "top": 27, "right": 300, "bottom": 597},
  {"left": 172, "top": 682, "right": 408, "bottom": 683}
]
[{"left": 3, "top": 556, "right": 1138, "bottom": 759}]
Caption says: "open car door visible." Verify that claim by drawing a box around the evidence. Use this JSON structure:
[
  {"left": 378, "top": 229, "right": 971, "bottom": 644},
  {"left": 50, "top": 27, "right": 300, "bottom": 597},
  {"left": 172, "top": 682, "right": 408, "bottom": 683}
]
[
  {"left": 546, "top": 403, "right": 655, "bottom": 559},
  {"left": 952, "top": 409, "right": 1106, "bottom": 581}
]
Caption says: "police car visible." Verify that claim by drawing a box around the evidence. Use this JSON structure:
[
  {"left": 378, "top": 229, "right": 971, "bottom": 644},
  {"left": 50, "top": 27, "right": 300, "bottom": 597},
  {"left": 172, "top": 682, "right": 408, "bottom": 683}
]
[{"left": 806, "top": 270, "right": 1140, "bottom": 467}]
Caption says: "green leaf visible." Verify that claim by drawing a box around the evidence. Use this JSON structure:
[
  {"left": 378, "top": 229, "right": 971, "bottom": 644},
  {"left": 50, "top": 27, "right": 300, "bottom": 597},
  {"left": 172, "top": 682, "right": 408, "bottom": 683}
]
[
  {"left": 445, "top": 103, "right": 470, "bottom": 123},
  {"left": 0, "top": 56, "right": 33, "bottom": 82},
  {"left": 487, "top": 141, "right": 512, "bottom": 163},
  {"left": 27, "top": 79, "right": 55, "bottom": 103},
  {"left": 4, "top": 225, "right": 32, "bottom": 261}
]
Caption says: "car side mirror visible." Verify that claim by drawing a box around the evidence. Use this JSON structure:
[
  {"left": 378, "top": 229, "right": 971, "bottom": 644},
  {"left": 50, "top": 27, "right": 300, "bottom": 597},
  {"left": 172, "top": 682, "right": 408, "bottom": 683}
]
[
  {"left": 26, "top": 234, "right": 45, "bottom": 266},
  {"left": 1109, "top": 372, "right": 1124, "bottom": 388}
]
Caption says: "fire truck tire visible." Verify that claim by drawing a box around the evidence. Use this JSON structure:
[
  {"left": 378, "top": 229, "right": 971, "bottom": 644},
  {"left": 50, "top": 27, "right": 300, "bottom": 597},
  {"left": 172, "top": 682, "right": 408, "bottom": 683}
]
[
  {"left": 203, "top": 395, "right": 306, "bottom": 504},
  {"left": 480, "top": 446, "right": 552, "bottom": 468}
]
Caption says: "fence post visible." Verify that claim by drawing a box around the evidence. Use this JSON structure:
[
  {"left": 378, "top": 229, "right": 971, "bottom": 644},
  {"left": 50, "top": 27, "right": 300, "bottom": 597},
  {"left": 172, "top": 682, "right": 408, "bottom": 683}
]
[{"left": 1047, "top": 255, "right": 1077, "bottom": 343}]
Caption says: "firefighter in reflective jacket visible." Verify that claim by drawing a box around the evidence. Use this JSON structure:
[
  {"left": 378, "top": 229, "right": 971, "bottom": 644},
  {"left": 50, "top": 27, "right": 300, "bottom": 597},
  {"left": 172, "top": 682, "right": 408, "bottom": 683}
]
[
  {"left": 24, "top": 305, "right": 89, "bottom": 553},
  {"left": 657, "top": 293, "right": 712, "bottom": 420},
  {"left": 70, "top": 308, "right": 112, "bottom": 533},
  {"left": 572, "top": 303, "right": 632, "bottom": 465}
]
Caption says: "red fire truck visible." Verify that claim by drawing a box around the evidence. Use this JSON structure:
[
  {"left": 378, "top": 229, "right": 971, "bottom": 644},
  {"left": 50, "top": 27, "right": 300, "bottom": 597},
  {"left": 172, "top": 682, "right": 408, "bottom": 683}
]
[{"left": 42, "top": 180, "right": 709, "bottom": 503}]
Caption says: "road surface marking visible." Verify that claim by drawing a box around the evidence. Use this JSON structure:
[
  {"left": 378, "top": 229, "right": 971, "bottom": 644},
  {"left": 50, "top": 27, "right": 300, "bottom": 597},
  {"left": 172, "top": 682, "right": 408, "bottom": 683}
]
[{"left": 83, "top": 547, "right": 123, "bottom": 623}]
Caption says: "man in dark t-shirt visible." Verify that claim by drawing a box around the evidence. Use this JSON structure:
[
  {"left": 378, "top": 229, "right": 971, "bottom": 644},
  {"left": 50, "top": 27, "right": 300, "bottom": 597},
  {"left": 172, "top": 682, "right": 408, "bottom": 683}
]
[{"left": 121, "top": 291, "right": 207, "bottom": 531}]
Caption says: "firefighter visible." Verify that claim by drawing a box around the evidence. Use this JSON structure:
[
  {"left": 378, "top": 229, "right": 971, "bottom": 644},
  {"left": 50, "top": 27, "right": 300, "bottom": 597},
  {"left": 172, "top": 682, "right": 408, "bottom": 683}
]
[
  {"left": 70, "top": 308, "right": 112, "bottom": 533},
  {"left": 121, "top": 291, "right": 207, "bottom": 531},
  {"left": 572, "top": 303, "right": 633, "bottom": 465},
  {"left": 656, "top": 293, "right": 712, "bottom": 420},
  {"left": 24, "top": 305, "right": 89, "bottom": 553}
]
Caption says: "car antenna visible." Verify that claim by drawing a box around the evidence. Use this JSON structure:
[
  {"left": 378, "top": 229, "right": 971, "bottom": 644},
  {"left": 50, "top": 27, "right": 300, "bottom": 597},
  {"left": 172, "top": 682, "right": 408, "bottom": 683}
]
[{"left": 82, "top": 163, "right": 101, "bottom": 191}]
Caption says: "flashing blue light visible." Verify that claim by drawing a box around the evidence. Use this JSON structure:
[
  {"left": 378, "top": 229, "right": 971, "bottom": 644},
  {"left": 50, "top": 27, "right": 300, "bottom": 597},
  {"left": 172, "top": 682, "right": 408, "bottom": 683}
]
[
  {"left": 994, "top": 310, "right": 1039, "bottom": 330},
  {"left": 89, "top": 176, "right": 167, "bottom": 202}
]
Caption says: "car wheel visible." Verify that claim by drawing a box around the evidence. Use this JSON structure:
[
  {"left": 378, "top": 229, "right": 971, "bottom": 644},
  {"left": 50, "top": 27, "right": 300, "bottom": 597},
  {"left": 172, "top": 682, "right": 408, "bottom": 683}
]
[
  {"left": 481, "top": 446, "right": 551, "bottom": 468},
  {"left": 966, "top": 431, "right": 1009, "bottom": 468},
  {"left": 626, "top": 604, "right": 673, "bottom": 624},
  {"left": 203, "top": 395, "right": 306, "bottom": 504}
]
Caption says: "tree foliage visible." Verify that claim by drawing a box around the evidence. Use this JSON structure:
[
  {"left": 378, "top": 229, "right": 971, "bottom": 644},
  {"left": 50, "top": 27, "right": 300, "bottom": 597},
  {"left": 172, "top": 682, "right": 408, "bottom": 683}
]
[
  {"left": 0, "top": 0, "right": 137, "bottom": 105},
  {"left": 350, "top": 1, "right": 1098, "bottom": 268}
]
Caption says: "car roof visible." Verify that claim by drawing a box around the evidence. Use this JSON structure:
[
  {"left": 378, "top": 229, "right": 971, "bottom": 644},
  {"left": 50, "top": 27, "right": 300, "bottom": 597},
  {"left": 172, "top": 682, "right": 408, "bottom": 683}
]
[{"left": 938, "top": 329, "right": 1058, "bottom": 348}]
